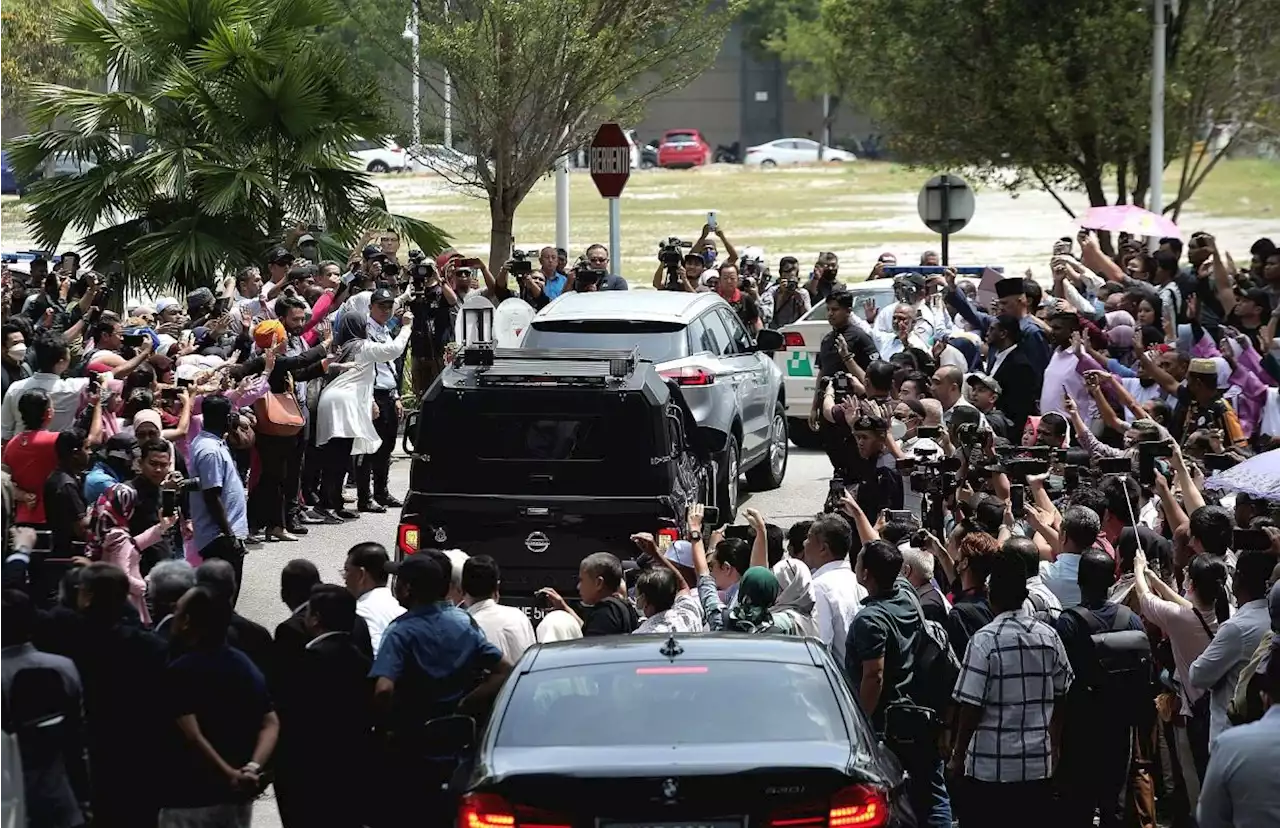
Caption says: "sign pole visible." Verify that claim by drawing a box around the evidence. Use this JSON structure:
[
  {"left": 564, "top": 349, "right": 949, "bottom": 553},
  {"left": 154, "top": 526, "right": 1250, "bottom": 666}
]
[
  {"left": 940, "top": 179, "right": 951, "bottom": 266},
  {"left": 608, "top": 197, "right": 621, "bottom": 275},
  {"left": 555, "top": 156, "right": 570, "bottom": 253}
]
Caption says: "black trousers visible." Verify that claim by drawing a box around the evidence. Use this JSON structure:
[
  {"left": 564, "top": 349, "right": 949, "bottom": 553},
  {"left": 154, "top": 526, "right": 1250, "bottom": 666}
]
[
  {"left": 321, "top": 437, "right": 355, "bottom": 511},
  {"left": 955, "top": 778, "right": 1053, "bottom": 828},
  {"left": 199, "top": 534, "right": 244, "bottom": 605},
  {"left": 252, "top": 427, "right": 306, "bottom": 530},
  {"left": 1055, "top": 723, "right": 1132, "bottom": 828},
  {"left": 359, "top": 389, "right": 399, "bottom": 503}
]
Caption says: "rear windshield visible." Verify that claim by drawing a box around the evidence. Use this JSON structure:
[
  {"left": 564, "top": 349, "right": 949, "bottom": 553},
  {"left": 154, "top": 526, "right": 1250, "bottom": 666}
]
[
  {"left": 664, "top": 132, "right": 698, "bottom": 144},
  {"left": 475, "top": 415, "right": 614, "bottom": 461},
  {"left": 496, "top": 661, "right": 847, "bottom": 747},
  {"left": 523, "top": 321, "right": 687, "bottom": 364}
]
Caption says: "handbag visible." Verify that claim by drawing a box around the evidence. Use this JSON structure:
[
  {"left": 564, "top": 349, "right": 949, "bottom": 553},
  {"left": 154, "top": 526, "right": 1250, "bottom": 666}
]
[{"left": 254, "top": 373, "right": 304, "bottom": 437}]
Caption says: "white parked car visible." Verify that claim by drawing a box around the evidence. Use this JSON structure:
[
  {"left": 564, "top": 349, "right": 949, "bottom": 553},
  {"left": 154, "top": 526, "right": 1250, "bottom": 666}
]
[
  {"left": 771, "top": 280, "right": 896, "bottom": 448},
  {"left": 350, "top": 137, "right": 408, "bottom": 173},
  {"left": 744, "top": 138, "right": 857, "bottom": 167},
  {"left": 408, "top": 143, "right": 480, "bottom": 176}
]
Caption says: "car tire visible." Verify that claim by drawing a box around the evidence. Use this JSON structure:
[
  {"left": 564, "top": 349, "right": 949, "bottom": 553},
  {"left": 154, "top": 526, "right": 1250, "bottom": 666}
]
[
  {"left": 367, "top": 161, "right": 391, "bottom": 173},
  {"left": 760, "top": 159, "right": 777, "bottom": 168},
  {"left": 717, "top": 437, "right": 741, "bottom": 521},
  {"left": 787, "top": 417, "right": 824, "bottom": 450},
  {"left": 746, "top": 409, "right": 788, "bottom": 491}
]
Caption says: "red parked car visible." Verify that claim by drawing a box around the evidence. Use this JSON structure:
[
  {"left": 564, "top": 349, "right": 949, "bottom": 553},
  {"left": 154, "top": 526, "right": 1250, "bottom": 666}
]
[{"left": 657, "top": 129, "right": 711, "bottom": 168}]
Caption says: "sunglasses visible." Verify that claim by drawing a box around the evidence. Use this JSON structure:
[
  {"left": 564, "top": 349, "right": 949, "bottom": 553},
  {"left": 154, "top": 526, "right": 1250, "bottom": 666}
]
[{"left": 587, "top": 256, "right": 608, "bottom": 264}]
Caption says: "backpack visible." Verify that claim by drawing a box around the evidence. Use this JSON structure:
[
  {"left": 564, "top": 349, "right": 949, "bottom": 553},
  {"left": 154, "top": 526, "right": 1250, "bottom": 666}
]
[
  {"left": 903, "top": 586, "right": 961, "bottom": 717},
  {"left": 1068, "top": 605, "right": 1152, "bottom": 724}
]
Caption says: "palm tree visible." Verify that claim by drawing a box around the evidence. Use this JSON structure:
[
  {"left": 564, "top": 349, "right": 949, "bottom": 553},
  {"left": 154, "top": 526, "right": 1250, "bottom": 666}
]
[{"left": 8, "top": 0, "right": 448, "bottom": 296}]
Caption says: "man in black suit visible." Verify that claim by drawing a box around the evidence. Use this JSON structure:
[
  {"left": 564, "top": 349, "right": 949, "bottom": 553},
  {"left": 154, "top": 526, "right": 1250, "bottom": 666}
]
[
  {"left": 985, "top": 314, "right": 1039, "bottom": 436},
  {"left": 274, "top": 584, "right": 373, "bottom": 828}
]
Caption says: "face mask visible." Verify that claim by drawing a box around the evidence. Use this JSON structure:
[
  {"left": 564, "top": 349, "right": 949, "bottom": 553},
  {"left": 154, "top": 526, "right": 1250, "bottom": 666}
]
[
  {"left": 6, "top": 344, "right": 26, "bottom": 362},
  {"left": 890, "top": 417, "right": 908, "bottom": 441}
]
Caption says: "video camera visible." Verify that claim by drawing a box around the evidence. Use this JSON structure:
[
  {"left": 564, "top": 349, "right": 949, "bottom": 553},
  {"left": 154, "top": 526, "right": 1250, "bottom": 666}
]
[
  {"left": 410, "top": 261, "right": 436, "bottom": 294},
  {"left": 658, "top": 237, "right": 692, "bottom": 289},
  {"left": 573, "top": 256, "right": 608, "bottom": 291},
  {"left": 507, "top": 249, "right": 533, "bottom": 278},
  {"left": 823, "top": 372, "right": 855, "bottom": 405}
]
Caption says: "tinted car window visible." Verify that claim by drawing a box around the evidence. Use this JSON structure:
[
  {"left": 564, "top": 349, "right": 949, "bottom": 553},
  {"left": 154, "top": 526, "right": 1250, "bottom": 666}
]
[
  {"left": 497, "top": 661, "right": 848, "bottom": 747},
  {"left": 699, "top": 312, "right": 732, "bottom": 356},
  {"left": 719, "top": 309, "right": 754, "bottom": 353},
  {"left": 475, "top": 415, "right": 613, "bottom": 461},
  {"left": 351, "top": 139, "right": 380, "bottom": 151},
  {"left": 664, "top": 132, "right": 698, "bottom": 144},
  {"left": 685, "top": 316, "right": 708, "bottom": 355},
  {"left": 523, "top": 321, "right": 687, "bottom": 364}
]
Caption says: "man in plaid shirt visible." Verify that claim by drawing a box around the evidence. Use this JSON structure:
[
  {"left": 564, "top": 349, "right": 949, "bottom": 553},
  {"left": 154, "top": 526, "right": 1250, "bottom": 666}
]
[{"left": 947, "top": 552, "right": 1074, "bottom": 827}]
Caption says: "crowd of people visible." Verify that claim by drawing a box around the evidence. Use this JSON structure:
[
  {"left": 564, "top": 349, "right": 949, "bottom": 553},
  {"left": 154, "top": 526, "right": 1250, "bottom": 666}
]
[{"left": 3, "top": 224, "right": 1280, "bottom": 828}]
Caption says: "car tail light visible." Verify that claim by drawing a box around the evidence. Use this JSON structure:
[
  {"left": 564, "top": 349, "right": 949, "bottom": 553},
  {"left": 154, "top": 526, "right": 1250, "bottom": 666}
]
[
  {"left": 397, "top": 524, "right": 419, "bottom": 556},
  {"left": 784, "top": 332, "right": 806, "bottom": 349},
  {"left": 459, "top": 792, "right": 571, "bottom": 828},
  {"left": 767, "top": 784, "right": 889, "bottom": 828},
  {"left": 660, "top": 367, "right": 715, "bottom": 386}
]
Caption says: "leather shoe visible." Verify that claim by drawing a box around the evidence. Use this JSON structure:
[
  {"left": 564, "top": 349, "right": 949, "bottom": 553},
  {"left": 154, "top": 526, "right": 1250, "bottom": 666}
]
[
  {"left": 359, "top": 501, "right": 388, "bottom": 514},
  {"left": 376, "top": 494, "right": 404, "bottom": 509},
  {"left": 312, "top": 509, "right": 345, "bottom": 525},
  {"left": 285, "top": 522, "right": 309, "bottom": 536},
  {"left": 298, "top": 509, "right": 327, "bottom": 525},
  {"left": 336, "top": 508, "right": 360, "bottom": 521}
]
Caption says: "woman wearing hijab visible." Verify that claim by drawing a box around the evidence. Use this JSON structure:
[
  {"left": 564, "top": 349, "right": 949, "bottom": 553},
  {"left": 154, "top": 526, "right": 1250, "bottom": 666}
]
[
  {"left": 771, "top": 555, "right": 818, "bottom": 635},
  {"left": 315, "top": 310, "right": 412, "bottom": 516},
  {"left": 725, "top": 567, "right": 805, "bottom": 634},
  {"left": 87, "top": 483, "right": 176, "bottom": 624}
]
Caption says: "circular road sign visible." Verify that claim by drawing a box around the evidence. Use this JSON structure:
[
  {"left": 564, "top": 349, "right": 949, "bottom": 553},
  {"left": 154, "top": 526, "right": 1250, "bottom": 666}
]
[
  {"left": 589, "top": 122, "right": 632, "bottom": 199},
  {"left": 917, "top": 173, "right": 975, "bottom": 234}
]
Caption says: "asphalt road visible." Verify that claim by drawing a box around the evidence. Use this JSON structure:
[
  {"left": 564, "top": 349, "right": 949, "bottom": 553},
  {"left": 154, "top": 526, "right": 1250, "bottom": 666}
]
[{"left": 241, "top": 442, "right": 834, "bottom": 827}]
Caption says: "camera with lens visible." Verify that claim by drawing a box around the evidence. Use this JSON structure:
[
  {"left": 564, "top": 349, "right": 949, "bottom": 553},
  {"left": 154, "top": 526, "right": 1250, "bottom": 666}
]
[
  {"left": 382, "top": 261, "right": 401, "bottom": 280},
  {"left": 824, "top": 372, "right": 854, "bottom": 404},
  {"left": 410, "top": 261, "right": 436, "bottom": 294},
  {"left": 572, "top": 257, "right": 607, "bottom": 292},
  {"left": 507, "top": 249, "right": 533, "bottom": 278},
  {"left": 408, "top": 248, "right": 424, "bottom": 263},
  {"left": 658, "top": 237, "right": 691, "bottom": 267}
]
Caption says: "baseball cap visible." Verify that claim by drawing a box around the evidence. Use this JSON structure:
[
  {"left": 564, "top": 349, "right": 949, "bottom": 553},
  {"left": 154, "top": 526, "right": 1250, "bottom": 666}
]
[
  {"left": 383, "top": 553, "right": 443, "bottom": 587},
  {"left": 899, "top": 271, "right": 926, "bottom": 289},
  {"left": 297, "top": 233, "right": 317, "bottom": 247},
  {"left": 370, "top": 287, "right": 395, "bottom": 305},
  {"left": 362, "top": 244, "right": 385, "bottom": 261},
  {"left": 665, "top": 540, "right": 695, "bottom": 569},
  {"left": 104, "top": 432, "right": 138, "bottom": 462},
  {"left": 966, "top": 372, "right": 1003, "bottom": 396},
  {"left": 853, "top": 414, "right": 888, "bottom": 433},
  {"left": 267, "top": 246, "right": 294, "bottom": 265}
]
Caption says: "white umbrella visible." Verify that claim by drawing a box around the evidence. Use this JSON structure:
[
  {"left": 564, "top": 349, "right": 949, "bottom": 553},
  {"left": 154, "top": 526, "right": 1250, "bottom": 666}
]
[{"left": 1204, "top": 448, "right": 1280, "bottom": 501}]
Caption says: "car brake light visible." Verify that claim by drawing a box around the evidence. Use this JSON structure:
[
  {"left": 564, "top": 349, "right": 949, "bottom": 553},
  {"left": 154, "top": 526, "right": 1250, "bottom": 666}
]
[
  {"left": 636, "top": 666, "right": 708, "bottom": 674},
  {"left": 767, "top": 784, "right": 888, "bottom": 828},
  {"left": 784, "top": 332, "right": 806, "bottom": 349},
  {"left": 397, "top": 524, "right": 419, "bottom": 556},
  {"left": 660, "top": 367, "right": 715, "bottom": 386},
  {"left": 459, "top": 792, "right": 571, "bottom": 828}
]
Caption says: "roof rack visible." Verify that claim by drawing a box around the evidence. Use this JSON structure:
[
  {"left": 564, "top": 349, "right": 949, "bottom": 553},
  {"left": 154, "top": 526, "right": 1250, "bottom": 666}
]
[{"left": 459, "top": 345, "right": 641, "bottom": 388}]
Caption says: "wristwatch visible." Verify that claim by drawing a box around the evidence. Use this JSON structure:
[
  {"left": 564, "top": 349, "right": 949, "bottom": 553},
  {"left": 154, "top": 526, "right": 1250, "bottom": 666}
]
[{"left": 688, "top": 530, "right": 703, "bottom": 542}]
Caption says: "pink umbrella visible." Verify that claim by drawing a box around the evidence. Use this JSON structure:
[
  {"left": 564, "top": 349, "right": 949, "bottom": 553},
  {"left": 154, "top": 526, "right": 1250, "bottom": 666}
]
[{"left": 1079, "top": 205, "right": 1181, "bottom": 239}]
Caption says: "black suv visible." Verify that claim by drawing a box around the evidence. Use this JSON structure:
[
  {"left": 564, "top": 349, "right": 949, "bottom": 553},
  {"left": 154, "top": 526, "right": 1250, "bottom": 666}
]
[{"left": 396, "top": 346, "right": 712, "bottom": 621}]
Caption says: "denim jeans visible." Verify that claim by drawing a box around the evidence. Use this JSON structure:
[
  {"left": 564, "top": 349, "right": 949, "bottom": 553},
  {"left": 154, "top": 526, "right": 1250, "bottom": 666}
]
[{"left": 890, "top": 738, "right": 953, "bottom": 828}]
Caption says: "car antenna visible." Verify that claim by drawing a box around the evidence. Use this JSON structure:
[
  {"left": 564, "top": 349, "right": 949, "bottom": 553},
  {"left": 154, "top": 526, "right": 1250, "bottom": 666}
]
[{"left": 659, "top": 635, "right": 683, "bottom": 659}]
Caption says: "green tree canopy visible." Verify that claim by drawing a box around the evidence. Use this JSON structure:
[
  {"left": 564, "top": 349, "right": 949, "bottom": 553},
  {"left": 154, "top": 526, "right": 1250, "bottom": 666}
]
[
  {"left": 824, "top": 0, "right": 1280, "bottom": 218},
  {"left": 8, "top": 0, "right": 449, "bottom": 295},
  {"left": 1, "top": 0, "right": 99, "bottom": 119}
]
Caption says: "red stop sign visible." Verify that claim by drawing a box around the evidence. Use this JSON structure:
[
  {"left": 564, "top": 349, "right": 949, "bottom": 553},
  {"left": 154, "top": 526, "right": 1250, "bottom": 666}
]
[{"left": 589, "top": 122, "right": 631, "bottom": 199}]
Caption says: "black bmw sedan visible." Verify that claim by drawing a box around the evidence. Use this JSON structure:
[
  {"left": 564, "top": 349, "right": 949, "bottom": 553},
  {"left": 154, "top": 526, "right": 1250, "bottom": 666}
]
[{"left": 453, "top": 633, "right": 913, "bottom": 828}]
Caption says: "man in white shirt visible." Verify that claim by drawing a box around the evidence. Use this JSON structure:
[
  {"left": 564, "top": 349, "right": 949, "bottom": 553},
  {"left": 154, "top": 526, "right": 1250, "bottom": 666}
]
[
  {"left": 799, "top": 513, "right": 866, "bottom": 667},
  {"left": 874, "top": 272, "right": 951, "bottom": 345},
  {"left": 342, "top": 543, "right": 405, "bottom": 655},
  {"left": 2, "top": 333, "right": 146, "bottom": 441},
  {"left": 462, "top": 555, "right": 535, "bottom": 664}
]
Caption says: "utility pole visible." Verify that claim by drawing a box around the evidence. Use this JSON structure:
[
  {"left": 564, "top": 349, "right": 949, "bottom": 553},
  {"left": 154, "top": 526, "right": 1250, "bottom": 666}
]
[
  {"left": 409, "top": 1, "right": 421, "bottom": 147},
  {"left": 1149, "top": 0, "right": 1166, "bottom": 216},
  {"left": 443, "top": 0, "right": 452, "bottom": 148}
]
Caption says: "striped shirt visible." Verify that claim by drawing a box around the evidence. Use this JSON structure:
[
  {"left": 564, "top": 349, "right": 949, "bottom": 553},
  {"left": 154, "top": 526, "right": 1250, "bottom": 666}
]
[{"left": 952, "top": 609, "right": 1073, "bottom": 782}]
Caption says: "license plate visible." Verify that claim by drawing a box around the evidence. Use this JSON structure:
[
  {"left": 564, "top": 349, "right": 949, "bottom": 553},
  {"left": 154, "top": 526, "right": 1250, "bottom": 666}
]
[{"left": 520, "top": 604, "right": 548, "bottom": 624}]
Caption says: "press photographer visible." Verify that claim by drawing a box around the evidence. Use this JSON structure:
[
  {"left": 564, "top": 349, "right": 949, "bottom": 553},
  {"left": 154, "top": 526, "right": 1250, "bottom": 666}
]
[
  {"left": 714, "top": 261, "right": 762, "bottom": 332},
  {"left": 762, "top": 256, "right": 810, "bottom": 329},
  {"left": 652, "top": 237, "right": 695, "bottom": 292},
  {"left": 805, "top": 251, "right": 845, "bottom": 302},
  {"left": 404, "top": 259, "right": 456, "bottom": 396}
]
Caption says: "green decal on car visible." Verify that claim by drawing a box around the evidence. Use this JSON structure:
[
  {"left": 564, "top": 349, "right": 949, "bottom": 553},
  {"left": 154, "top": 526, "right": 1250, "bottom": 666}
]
[{"left": 787, "top": 351, "right": 815, "bottom": 377}]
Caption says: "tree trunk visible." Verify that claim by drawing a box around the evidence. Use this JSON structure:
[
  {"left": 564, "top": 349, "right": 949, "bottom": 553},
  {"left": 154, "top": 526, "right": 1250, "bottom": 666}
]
[
  {"left": 488, "top": 195, "right": 515, "bottom": 275},
  {"left": 1080, "top": 169, "right": 1115, "bottom": 256},
  {"left": 1114, "top": 159, "right": 1128, "bottom": 206}
]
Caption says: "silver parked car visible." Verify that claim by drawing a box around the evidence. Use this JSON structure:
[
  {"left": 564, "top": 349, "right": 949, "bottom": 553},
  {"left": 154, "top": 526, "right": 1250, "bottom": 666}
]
[{"left": 520, "top": 291, "right": 788, "bottom": 518}]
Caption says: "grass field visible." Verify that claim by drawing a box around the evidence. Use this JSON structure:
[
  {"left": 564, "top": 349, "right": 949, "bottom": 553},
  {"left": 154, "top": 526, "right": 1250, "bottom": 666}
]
[{"left": 4, "top": 156, "right": 1276, "bottom": 283}]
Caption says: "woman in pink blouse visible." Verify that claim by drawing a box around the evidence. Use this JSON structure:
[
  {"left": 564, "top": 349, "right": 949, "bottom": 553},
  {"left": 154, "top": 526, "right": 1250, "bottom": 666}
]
[{"left": 86, "top": 483, "right": 176, "bottom": 625}]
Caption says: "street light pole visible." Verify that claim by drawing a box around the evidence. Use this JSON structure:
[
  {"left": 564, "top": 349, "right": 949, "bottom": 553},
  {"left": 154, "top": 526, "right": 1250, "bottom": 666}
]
[
  {"left": 1149, "top": 0, "right": 1166, "bottom": 215},
  {"left": 443, "top": 0, "right": 452, "bottom": 149},
  {"left": 410, "top": 0, "right": 421, "bottom": 147}
]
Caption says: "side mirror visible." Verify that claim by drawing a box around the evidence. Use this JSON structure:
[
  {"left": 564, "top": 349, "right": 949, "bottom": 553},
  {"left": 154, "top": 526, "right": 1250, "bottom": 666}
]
[
  {"left": 753, "top": 328, "right": 784, "bottom": 353},
  {"left": 421, "top": 714, "right": 476, "bottom": 756}
]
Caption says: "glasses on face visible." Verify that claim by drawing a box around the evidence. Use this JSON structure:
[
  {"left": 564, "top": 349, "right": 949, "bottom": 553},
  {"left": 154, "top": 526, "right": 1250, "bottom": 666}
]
[
  {"left": 380, "top": 236, "right": 398, "bottom": 244},
  {"left": 587, "top": 256, "right": 608, "bottom": 265}
]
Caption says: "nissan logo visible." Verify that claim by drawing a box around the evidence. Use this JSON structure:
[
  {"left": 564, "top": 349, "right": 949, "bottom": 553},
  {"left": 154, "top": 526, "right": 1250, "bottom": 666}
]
[{"left": 525, "top": 532, "right": 550, "bottom": 553}]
